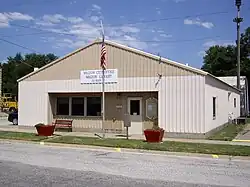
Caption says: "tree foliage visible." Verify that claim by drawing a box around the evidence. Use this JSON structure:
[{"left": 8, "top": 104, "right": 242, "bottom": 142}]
[
  {"left": 0, "top": 53, "right": 58, "bottom": 96},
  {"left": 201, "top": 26, "right": 250, "bottom": 109},
  {"left": 201, "top": 27, "right": 250, "bottom": 79}
]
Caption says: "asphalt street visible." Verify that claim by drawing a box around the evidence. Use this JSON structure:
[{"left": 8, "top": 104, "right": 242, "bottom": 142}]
[{"left": 0, "top": 141, "right": 250, "bottom": 187}]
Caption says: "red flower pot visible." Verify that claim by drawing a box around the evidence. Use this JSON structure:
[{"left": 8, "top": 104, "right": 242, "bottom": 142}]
[
  {"left": 35, "top": 125, "right": 55, "bottom": 136},
  {"left": 144, "top": 129, "right": 165, "bottom": 143}
]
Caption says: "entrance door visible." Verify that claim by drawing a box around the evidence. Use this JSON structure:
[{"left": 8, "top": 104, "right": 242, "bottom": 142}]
[{"left": 127, "top": 97, "right": 143, "bottom": 135}]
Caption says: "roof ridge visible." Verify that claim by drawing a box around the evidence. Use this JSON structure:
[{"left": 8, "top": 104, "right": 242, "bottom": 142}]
[{"left": 16, "top": 38, "right": 241, "bottom": 92}]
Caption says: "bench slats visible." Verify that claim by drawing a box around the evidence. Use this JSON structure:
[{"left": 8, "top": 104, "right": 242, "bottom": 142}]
[{"left": 53, "top": 119, "right": 73, "bottom": 132}]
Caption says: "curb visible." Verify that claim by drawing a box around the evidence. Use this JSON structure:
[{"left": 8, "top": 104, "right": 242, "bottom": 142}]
[
  {"left": 232, "top": 139, "right": 250, "bottom": 143},
  {"left": 41, "top": 142, "right": 250, "bottom": 161},
  {"left": 1, "top": 139, "right": 250, "bottom": 161}
]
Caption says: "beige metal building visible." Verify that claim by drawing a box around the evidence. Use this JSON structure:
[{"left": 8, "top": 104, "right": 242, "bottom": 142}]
[
  {"left": 218, "top": 76, "right": 249, "bottom": 116},
  {"left": 17, "top": 39, "right": 241, "bottom": 138}
]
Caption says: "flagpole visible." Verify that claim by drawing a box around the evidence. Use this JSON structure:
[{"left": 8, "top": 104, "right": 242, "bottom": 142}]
[{"left": 100, "top": 20, "right": 105, "bottom": 138}]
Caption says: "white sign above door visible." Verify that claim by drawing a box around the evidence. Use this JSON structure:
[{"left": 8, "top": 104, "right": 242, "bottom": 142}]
[{"left": 80, "top": 69, "right": 118, "bottom": 84}]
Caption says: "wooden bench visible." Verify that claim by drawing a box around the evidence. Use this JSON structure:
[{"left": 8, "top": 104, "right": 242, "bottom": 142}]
[{"left": 53, "top": 119, "right": 73, "bottom": 132}]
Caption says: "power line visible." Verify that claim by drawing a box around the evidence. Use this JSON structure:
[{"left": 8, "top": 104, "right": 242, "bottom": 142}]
[
  {"left": 98, "top": 6, "right": 249, "bottom": 27},
  {"left": 137, "top": 35, "right": 222, "bottom": 43},
  {"left": 0, "top": 21, "right": 77, "bottom": 37},
  {"left": 1, "top": 31, "right": 57, "bottom": 37},
  {"left": 1, "top": 31, "right": 222, "bottom": 44},
  {"left": 107, "top": 11, "right": 231, "bottom": 27},
  {"left": 0, "top": 37, "right": 40, "bottom": 53},
  {"left": 0, "top": 34, "right": 222, "bottom": 56},
  {"left": 0, "top": 9, "right": 240, "bottom": 41},
  {"left": 6, "top": 0, "right": 61, "bottom": 8},
  {"left": 0, "top": 7, "right": 248, "bottom": 37}
]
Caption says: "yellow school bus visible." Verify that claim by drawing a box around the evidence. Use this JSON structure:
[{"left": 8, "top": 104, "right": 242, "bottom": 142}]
[{"left": 0, "top": 93, "right": 18, "bottom": 112}]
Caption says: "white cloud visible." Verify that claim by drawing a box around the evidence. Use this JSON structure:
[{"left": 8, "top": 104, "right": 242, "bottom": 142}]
[
  {"left": 198, "top": 40, "right": 235, "bottom": 57},
  {"left": 5, "top": 12, "right": 33, "bottom": 21},
  {"left": 92, "top": 4, "right": 101, "bottom": 11},
  {"left": 120, "top": 26, "right": 140, "bottom": 33},
  {"left": 160, "top": 33, "right": 172, "bottom": 38},
  {"left": 0, "top": 12, "right": 33, "bottom": 28},
  {"left": 35, "top": 14, "right": 83, "bottom": 26},
  {"left": 203, "top": 40, "right": 235, "bottom": 48},
  {"left": 67, "top": 17, "right": 83, "bottom": 23},
  {"left": 184, "top": 18, "right": 214, "bottom": 29},
  {"left": 114, "top": 35, "right": 148, "bottom": 50},
  {"left": 38, "top": 5, "right": 174, "bottom": 51},
  {"left": 69, "top": 1, "right": 77, "bottom": 5},
  {"left": 35, "top": 20, "right": 55, "bottom": 26},
  {"left": 43, "top": 14, "right": 64, "bottom": 23},
  {"left": 150, "top": 29, "right": 172, "bottom": 38},
  {"left": 42, "top": 20, "right": 148, "bottom": 50},
  {"left": 40, "top": 36, "right": 56, "bottom": 43},
  {"left": 198, "top": 50, "right": 206, "bottom": 57},
  {"left": 156, "top": 8, "right": 161, "bottom": 15},
  {"left": 90, "top": 15, "right": 100, "bottom": 22}
]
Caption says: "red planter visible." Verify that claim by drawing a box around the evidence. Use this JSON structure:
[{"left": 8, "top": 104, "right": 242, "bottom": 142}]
[
  {"left": 144, "top": 129, "right": 165, "bottom": 143},
  {"left": 35, "top": 125, "right": 55, "bottom": 136}
]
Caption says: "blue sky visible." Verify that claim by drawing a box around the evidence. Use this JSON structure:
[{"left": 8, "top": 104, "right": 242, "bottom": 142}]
[{"left": 0, "top": 0, "right": 249, "bottom": 68}]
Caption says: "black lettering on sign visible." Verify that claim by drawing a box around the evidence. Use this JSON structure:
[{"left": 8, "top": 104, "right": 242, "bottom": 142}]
[{"left": 86, "top": 75, "right": 97, "bottom": 79}]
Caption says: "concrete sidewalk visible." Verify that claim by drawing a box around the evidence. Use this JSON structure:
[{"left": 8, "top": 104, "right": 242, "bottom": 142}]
[
  {"left": 233, "top": 124, "right": 250, "bottom": 142},
  {"left": 1, "top": 125, "right": 250, "bottom": 147}
]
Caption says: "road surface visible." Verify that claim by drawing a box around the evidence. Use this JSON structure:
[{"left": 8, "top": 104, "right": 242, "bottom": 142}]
[
  {"left": 0, "top": 117, "right": 11, "bottom": 127},
  {"left": 0, "top": 141, "right": 250, "bottom": 187}
]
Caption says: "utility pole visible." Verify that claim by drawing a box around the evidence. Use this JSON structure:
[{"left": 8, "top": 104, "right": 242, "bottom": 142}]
[{"left": 233, "top": 0, "right": 243, "bottom": 89}]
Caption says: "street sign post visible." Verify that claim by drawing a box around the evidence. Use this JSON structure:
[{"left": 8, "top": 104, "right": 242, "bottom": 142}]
[{"left": 123, "top": 113, "right": 131, "bottom": 140}]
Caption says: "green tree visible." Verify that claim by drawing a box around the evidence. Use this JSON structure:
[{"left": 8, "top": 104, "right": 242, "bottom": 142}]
[
  {"left": 1, "top": 53, "right": 58, "bottom": 97},
  {"left": 201, "top": 26, "right": 250, "bottom": 110},
  {"left": 201, "top": 26, "right": 250, "bottom": 78}
]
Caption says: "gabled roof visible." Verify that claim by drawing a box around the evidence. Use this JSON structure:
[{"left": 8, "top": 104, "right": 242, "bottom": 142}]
[{"left": 17, "top": 38, "right": 240, "bottom": 93}]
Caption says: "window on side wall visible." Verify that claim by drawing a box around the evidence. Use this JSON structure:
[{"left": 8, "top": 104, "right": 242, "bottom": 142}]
[
  {"left": 71, "top": 97, "right": 85, "bottom": 116},
  {"left": 212, "top": 97, "right": 216, "bottom": 119},
  {"left": 87, "top": 97, "right": 101, "bottom": 116},
  {"left": 56, "top": 97, "right": 69, "bottom": 115},
  {"left": 234, "top": 98, "right": 236, "bottom": 108}
]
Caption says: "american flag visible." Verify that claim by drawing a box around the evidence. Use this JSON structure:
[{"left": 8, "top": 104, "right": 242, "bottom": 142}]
[{"left": 100, "top": 36, "right": 107, "bottom": 70}]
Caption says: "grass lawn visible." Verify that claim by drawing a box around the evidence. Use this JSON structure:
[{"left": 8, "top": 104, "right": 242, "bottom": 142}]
[
  {"left": 0, "top": 131, "right": 48, "bottom": 141},
  {"left": 207, "top": 124, "right": 246, "bottom": 141},
  {"left": 46, "top": 136, "right": 250, "bottom": 156},
  {"left": 1, "top": 130, "right": 250, "bottom": 156}
]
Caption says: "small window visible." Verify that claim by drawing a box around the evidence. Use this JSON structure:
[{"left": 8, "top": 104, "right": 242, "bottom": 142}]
[
  {"left": 87, "top": 97, "right": 101, "bottom": 116},
  {"left": 56, "top": 97, "right": 69, "bottom": 115},
  {"left": 234, "top": 98, "right": 236, "bottom": 108},
  {"left": 212, "top": 97, "right": 216, "bottom": 119},
  {"left": 130, "top": 100, "right": 140, "bottom": 115},
  {"left": 71, "top": 97, "right": 85, "bottom": 116}
]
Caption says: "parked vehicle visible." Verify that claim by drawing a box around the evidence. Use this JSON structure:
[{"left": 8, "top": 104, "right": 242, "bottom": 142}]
[
  {"left": 8, "top": 110, "right": 18, "bottom": 125},
  {"left": 0, "top": 93, "right": 18, "bottom": 112}
]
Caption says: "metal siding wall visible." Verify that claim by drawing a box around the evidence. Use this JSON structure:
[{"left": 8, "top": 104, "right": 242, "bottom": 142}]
[
  {"left": 205, "top": 76, "right": 241, "bottom": 132},
  {"left": 25, "top": 43, "right": 194, "bottom": 82},
  {"left": 46, "top": 77, "right": 159, "bottom": 93},
  {"left": 159, "top": 75, "right": 205, "bottom": 133},
  {"left": 19, "top": 74, "right": 205, "bottom": 133},
  {"left": 18, "top": 81, "right": 48, "bottom": 126}
]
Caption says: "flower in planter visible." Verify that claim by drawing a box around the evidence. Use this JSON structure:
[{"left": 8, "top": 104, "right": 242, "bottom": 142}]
[{"left": 151, "top": 116, "right": 161, "bottom": 130}]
